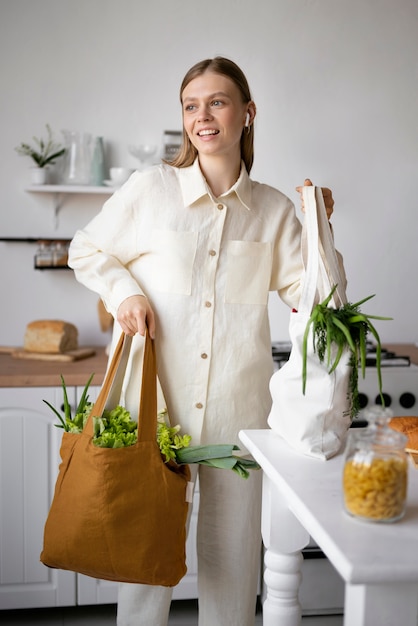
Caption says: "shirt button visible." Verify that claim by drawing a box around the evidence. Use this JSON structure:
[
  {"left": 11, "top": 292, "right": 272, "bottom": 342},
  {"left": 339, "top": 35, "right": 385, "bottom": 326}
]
[
  {"left": 195, "top": 402, "right": 203, "bottom": 409},
  {"left": 209, "top": 249, "right": 216, "bottom": 256},
  {"left": 217, "top": 203, "right": 224, "bottom": 210},
  {"left": 201, "top": 353, "right": 208, "bottom": 359},
  {"left": 204, "top": 301, "right": 212, "bottom": 308}
]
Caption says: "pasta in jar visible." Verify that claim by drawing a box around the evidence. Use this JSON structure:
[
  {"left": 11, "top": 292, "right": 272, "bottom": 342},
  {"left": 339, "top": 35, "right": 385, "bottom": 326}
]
[{"left": 342, "top": 407, "right": 408, "bottom": 523}]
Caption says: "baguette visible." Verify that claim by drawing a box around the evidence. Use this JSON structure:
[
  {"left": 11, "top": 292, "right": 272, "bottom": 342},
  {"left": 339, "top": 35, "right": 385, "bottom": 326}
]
[{"left": 24, "top": 320, "right": 78, "bottom": 354}]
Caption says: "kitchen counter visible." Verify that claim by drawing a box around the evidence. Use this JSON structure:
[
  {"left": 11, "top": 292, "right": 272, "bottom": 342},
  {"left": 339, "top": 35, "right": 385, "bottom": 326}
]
[
  {"left": 0, "top": 347, "right": 108, "bottom": 387},
  {"left": 240, "top": 428, "right": 418, "bottom": 626},
  {"left": 0, "top": 343, "right": 416, "bottom": 389},
  {"left": 384, "top": 343, "right": 418, "bottom": 364}
]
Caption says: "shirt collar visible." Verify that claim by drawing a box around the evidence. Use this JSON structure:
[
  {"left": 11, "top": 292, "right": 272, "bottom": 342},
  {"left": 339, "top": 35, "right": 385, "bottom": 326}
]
[{"left": 178, "top": 158, "right": 252, "bottom": 211}]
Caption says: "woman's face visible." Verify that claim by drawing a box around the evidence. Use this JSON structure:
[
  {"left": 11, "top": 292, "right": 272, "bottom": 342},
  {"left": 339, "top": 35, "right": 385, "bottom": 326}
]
[{"left": 181, "top": 70, "right": 252, "bottom": 163}]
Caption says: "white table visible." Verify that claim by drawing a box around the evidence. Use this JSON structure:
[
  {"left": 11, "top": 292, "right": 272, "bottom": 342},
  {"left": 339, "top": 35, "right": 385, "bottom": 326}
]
[{"left": 239, "top": 429, "right": 418, "bottom": 626}]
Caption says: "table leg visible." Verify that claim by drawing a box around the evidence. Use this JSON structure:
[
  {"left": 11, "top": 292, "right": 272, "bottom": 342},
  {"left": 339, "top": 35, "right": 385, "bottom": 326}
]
[
  {"left": 344, "top": 581, "right": 418, "bottom": 626},
  {"left": 261, "top": 474, "right": 310, "bottom": 626}
]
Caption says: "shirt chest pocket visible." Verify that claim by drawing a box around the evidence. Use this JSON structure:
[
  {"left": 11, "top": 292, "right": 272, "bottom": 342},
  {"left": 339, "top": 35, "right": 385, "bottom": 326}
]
[
  {"left": 149, "top": 229, "right": 198, "bottom": 295},
  {"left": 225, "top": 240, "right": 272, "bottom": 305}
]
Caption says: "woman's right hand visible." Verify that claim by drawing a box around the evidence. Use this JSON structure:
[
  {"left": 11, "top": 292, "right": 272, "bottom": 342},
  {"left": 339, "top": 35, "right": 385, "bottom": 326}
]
[{"left": 117, "top": 295, "right": 156, "bottom": 338}]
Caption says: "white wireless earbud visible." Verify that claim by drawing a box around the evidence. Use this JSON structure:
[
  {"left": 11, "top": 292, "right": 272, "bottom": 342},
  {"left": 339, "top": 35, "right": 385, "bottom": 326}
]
[{"left": 245, "top": 113, "right": 250, "bottom": 128}]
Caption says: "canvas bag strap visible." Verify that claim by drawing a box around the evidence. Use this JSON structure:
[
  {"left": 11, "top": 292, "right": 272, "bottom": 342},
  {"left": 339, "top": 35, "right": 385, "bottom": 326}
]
[
  {"left": 299, "top": 186, "right": 321, "bottom": 315},
  {"left": 87, "top": 332, "right": 130, "bottom": 418},
  {"left": 83, "top": 329, "right": 157, "bottom": 443},
  {"left": 314, "top": 186, "right": 347, "bottom": 307},
  {"left": 138, "top": 328, "right": 158, "bottom": 442},
  {"left": 299, "top": 186, "right": 346, "bottom": 315},
  {"left": 82, "top": 331, "right": 130, "bottom": 436}
]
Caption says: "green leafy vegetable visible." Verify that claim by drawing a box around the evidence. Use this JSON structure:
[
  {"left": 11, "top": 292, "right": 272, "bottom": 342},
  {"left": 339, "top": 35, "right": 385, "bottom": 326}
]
[
  {"left": 302, "top": 286, "right": 392, "bottom": 418},
  {"left": 93, "top": 405, "right": 137, "bottom": 448},
  {"left": 43, "top": 373, "right": 95, "bottom": 432},
  {"left": 43, "top": 382, "right": 260, "bottom": 479},
  {"left": 157, "top": 409, "right": 192, "bottom": 462}
]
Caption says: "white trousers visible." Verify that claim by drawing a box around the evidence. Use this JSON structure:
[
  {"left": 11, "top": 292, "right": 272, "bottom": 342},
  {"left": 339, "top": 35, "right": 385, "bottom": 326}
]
[{"left": 116, "top": 463, "right": 262, "bottom": 626}]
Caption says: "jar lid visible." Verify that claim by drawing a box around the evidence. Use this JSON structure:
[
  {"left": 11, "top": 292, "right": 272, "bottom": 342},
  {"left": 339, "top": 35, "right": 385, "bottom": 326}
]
[{"left": 353, "top": 404, "right": 408, "bottom": 450}]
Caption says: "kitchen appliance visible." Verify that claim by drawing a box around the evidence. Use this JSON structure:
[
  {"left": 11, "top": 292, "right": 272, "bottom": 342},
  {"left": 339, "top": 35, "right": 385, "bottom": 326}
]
[
  {"left": 270, "top": 342, "right": 418, "bottom": 615},
  {"left": 272, "top": 342, "right": 418, "bottom": 421}
]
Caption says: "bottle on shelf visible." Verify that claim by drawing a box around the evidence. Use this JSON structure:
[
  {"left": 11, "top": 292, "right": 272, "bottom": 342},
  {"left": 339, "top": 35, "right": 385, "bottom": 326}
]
[
  {"left": 34, "top": 240, "right": 53, "bottom": 268},
  {"left": 90, "top": 136, "right": 106, "bottom": 186},
  {"left": 52, "top": 240, "right": 69, "bottom": 267}
]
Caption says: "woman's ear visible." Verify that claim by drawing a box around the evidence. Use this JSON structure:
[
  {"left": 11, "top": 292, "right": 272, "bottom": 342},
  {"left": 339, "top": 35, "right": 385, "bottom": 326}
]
[{"left": 246, "top": 101, "right": 256, "bottom": 127}]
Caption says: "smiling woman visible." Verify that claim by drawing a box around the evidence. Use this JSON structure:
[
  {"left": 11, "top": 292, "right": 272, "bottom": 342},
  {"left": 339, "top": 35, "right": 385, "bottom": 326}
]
[
  {"left": 168, "top": 56, "right": 256, "bottom": 182},
  {"left": 68, "top": 56, "right": 340, "bottom": 626},
  {"left": 180, "top": 75, "right": 255, "bottom": 196}
]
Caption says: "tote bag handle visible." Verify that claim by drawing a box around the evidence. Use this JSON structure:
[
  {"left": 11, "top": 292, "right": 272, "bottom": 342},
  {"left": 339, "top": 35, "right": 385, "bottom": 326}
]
[
  {"left": 299, "top": 186, "right": 346, "bottom": 315},
  {"left": 83, "top": 329, "right": 157, "bottom": 443}
]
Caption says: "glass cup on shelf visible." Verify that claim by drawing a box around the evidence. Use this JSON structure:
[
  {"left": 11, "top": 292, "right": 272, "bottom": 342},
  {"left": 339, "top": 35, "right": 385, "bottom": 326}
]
[{"left": 128, "top": 144, "right": 158, "bottom": 170}]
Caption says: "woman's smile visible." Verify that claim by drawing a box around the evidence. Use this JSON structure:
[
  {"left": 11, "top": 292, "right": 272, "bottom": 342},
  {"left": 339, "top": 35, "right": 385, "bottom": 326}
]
[{"left": 197, "top": 128, "right": 219, "bottom": 137}]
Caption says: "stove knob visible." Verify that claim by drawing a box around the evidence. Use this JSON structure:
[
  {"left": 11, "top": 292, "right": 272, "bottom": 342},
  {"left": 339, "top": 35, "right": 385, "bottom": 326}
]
[
  {"left": 399, "top": 392, "right": 416, "bottom": 409},
  {"left": 375, "top": 392, "right": 392, "bottom": 407},
  {"left": 358, "top": 393, "right": 369, "bottom": 409}
]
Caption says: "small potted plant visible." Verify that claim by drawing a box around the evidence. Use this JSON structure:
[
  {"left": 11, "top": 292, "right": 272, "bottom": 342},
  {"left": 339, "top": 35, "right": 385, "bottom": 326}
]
[{"left": 15, "top": 124, "right": 66, "bottom": 184}]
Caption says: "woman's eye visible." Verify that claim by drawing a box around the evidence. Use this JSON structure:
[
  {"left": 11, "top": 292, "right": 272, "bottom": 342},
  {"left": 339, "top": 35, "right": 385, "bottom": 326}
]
[
  {"left": 184, "top": 104, "right": 196, "bottom": 112},
  {"left": 212, "top": 100, "right": 223, "bottom": 107}
]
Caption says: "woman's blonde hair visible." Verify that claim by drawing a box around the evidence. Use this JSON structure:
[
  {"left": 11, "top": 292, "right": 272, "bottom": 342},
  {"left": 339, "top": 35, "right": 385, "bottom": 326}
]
[{"left": 167, "top": 57, "right": 255, "bottom": 173}]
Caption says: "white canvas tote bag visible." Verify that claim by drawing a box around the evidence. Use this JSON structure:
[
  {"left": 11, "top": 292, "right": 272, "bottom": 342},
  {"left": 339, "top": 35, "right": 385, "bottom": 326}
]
[{"left": 267, "top": 186, "right": 351, "bottom": 460}]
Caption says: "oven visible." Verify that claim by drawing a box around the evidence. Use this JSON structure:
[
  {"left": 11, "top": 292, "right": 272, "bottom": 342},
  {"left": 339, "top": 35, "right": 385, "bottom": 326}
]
[
  {"left": 270, "top": 342, "right": 418, "bottom": 615},
  {"left": 272, "top": 342, "right": 418, "bottom": 422}
]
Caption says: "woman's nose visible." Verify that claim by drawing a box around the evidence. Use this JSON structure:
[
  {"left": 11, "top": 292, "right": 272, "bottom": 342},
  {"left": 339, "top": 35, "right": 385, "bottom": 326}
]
[{"left": 198, "top": 105, "right": 213, "bottom": 122}]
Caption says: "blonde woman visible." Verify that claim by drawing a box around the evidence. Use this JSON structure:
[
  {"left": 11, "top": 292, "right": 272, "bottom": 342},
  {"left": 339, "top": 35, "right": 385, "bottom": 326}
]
[{"left": 69, "top": 56, "right": 338, "bottom": 626}]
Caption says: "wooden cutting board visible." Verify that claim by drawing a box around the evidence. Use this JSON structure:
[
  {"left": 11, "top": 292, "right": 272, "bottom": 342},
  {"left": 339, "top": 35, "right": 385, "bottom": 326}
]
[{"left": 0, "top": 347, "right": 96, "bottom": 362}]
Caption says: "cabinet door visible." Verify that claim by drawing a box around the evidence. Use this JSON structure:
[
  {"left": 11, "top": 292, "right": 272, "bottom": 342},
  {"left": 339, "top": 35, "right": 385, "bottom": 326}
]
[
  {"left": 172, "top": 489, "right": 199, "bottom": 600},
  {"left": 0, "top": 387, "right": 76, "bottom": 609}
]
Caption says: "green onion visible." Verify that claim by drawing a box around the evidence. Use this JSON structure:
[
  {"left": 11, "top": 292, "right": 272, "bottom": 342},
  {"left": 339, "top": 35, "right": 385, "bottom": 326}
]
[{"left": 302, "top": 286, "right": 392, "bottom": 419}]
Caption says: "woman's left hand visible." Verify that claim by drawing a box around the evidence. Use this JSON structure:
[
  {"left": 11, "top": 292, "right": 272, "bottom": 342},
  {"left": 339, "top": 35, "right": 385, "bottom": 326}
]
[{"left": 296, "top": 178, "right": 334, "bottom": 220}]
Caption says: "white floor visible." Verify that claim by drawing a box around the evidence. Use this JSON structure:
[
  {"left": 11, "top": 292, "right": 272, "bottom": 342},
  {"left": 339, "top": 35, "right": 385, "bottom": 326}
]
[{"left": 0, "top": 601, "right": 343, "bottom": 625}]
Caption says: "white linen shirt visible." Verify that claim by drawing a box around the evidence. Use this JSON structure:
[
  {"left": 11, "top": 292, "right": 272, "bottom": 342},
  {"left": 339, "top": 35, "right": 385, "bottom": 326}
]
[{"left": 69, "top": 159, "right": 304, "bottom": 446}]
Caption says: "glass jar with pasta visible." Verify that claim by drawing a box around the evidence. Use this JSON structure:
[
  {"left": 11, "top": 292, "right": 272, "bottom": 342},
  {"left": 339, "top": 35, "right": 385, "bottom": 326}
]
[{"left": 343, "top": 406, "right": 408, "bottom": 523}]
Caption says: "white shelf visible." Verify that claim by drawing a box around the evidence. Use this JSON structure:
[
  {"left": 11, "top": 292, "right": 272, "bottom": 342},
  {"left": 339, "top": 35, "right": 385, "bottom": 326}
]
[
  {"left": 25, "top": 185, "right": 115, "bottom": 228},
  {"left": 25, "top": 184, "right": 115, "bottom": 194}
]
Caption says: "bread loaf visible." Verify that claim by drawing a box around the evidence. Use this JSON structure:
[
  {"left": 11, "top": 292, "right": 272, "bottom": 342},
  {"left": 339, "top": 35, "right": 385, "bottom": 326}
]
[
  {"left": 389, "top": 416, "right": 418, "bottom": 452},
  {"left": 24, "top": 320, "right": 78, "bottom": 354}
]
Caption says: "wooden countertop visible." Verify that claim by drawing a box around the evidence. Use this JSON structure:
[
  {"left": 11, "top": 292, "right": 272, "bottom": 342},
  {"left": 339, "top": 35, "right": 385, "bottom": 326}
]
[
  {"left": 0, "top": 343, "right": 417, "bottom": 389},
  {"left": 384, "top": 343, "right": 418, "bottom": 365},
  {"left": 0, "top": 347, "right": 108, "bottom": 388}
]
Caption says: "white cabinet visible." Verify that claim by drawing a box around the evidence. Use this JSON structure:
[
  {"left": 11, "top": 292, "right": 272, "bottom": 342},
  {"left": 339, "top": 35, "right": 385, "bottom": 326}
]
[
  {"left": 0, "top": 385, "right": 198, "bottom": 610},
  {"left": 172, "top": 489, "right": 199, "bottom": 601},
  {"left": 0, "top": 386, "right": 76, "bottom": 609}
]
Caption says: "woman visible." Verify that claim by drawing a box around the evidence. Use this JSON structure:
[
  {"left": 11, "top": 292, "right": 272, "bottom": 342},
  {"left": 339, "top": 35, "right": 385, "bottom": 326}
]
[{"left": 69, "top": 57, "right": 337, "bottom": 626}]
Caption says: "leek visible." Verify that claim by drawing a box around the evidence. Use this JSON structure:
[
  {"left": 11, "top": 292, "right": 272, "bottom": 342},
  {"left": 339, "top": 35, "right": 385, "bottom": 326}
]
[{"left": 302, "top": 286, "right": 392, "bottom": 418}]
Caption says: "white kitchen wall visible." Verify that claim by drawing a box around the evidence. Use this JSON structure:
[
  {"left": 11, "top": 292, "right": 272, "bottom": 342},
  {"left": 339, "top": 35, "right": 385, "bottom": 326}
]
[{"left": 0, "top": 0, "right": 417, "bottom": 346}]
